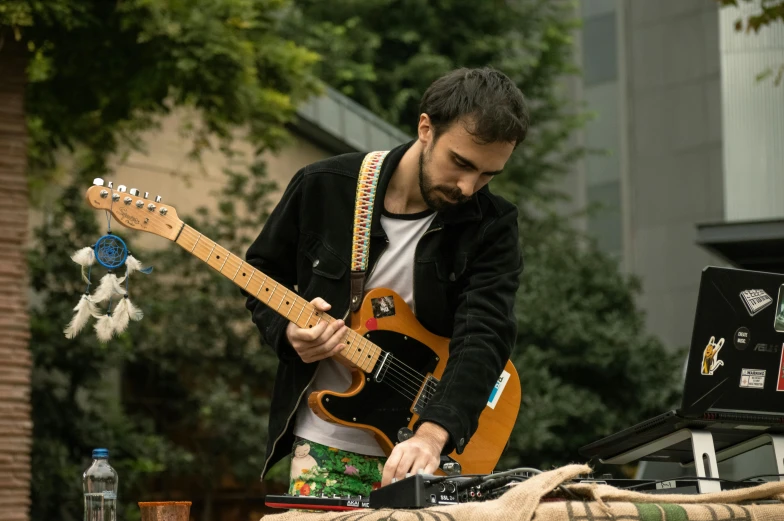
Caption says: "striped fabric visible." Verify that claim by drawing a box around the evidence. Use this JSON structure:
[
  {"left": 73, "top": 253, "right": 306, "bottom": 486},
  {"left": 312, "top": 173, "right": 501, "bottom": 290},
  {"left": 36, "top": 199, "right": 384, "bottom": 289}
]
[{"left": 351, "top": 151, "right": 389, "bottom": 273}]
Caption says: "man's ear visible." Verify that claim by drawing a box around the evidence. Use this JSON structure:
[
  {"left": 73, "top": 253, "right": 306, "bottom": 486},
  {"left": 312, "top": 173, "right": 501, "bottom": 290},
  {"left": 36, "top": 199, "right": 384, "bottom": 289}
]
[{"left": 418, "top": 113, "right": 433, "bottom": 144}]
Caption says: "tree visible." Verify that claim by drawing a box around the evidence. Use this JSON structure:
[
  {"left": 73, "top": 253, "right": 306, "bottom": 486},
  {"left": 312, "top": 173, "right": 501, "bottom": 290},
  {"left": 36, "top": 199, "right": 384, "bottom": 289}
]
[
  {"left": 715, "top": 0, "right": 784, "bottom": 85},
  {"left": 286, "top": 0, "right": 685, "bottom": 471},
  {"left": 0, "top": 31, "right": 32, "bottom": 521},
  {"left": 2, "top": 1, "right": 321, "bottom": 520}
]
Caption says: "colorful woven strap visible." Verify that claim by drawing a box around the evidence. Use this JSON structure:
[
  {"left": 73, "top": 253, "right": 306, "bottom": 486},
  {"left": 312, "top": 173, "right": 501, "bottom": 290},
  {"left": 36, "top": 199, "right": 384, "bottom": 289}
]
[{"left": 351, "top": 150, "right": 389, "bottom": 273}]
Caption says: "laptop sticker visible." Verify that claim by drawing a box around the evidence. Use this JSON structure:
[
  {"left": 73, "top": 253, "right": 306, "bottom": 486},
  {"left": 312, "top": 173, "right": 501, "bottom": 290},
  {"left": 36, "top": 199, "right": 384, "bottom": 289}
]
[
  {"left": 734, "top": 327, "right": 750, "bottom": 350},
  {"left": 740, "top": 289, "right": 773, "bottom": 316},
  {"left": 701, "top": 336, "right": 725, "bottom": 376},
  {"left": 739, "top": 369, "right": 765, "bottom": 389},
  {"left": 778, "top": 344, "right": 784, "bottom": 392},
  {"left": 774, "top": 285, "right": 784, "bottom": 333}
]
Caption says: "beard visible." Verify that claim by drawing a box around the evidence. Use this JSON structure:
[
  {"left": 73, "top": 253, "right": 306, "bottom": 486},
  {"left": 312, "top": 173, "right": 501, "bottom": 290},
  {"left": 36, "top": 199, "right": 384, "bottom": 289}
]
[{"left": 418, "top": 146, "right": 470, "bottom": 212}]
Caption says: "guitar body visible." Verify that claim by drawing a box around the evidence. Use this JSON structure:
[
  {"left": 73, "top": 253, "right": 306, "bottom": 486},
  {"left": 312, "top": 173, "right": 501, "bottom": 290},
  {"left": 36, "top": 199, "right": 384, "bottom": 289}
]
[{"left": 307, "top": 288, "right": 521, "bottom": 474}]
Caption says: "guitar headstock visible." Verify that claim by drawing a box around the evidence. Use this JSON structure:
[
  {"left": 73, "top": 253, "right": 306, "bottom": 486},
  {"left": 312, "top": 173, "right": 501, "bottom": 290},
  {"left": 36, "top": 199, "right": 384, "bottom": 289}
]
[{"left": 85, "top": 179, "right": 184, "bottom": 241}]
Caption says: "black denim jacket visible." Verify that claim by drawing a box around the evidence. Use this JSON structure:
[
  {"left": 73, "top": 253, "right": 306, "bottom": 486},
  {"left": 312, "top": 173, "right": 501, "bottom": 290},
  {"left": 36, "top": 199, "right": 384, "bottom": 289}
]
[{"left": 245, "top": 140, "right": 523, "bottom": 478}]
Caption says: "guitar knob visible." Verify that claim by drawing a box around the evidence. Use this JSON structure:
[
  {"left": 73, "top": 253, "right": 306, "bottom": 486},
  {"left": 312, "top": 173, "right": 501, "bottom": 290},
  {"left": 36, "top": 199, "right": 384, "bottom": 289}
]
[
  {"left": 107, "top": 181, "right": 114, "bottom": 189},
  {"left": 144, "top": 191, "right": 149, "bottom": 199},
  {"left": 129, "top": 188, "right": 140, "bottom": 196},
  {"left": 397, "top": 427, "right": 413, "bottom": 442},
  {"left": 93, "top": 178, "right": 105, "bottom": 186},
  {"left": 117, "top": 185, "right": 127, "bottom": 193},
  {"left": 155, "top": 195, "right": 162, "bottom": 203}
]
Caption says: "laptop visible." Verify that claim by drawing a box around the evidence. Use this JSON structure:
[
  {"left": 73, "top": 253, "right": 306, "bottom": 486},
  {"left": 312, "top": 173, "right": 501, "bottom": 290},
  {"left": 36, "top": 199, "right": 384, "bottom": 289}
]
[{"left": 579, "top": 266, "right": 784, "bottom": 465}]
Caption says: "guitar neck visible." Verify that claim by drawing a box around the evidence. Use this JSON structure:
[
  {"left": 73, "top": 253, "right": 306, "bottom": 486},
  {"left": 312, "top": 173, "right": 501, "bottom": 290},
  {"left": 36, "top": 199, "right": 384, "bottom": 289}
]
[{"left": 174, "top": 224, "right": 381, "bottom": 373}]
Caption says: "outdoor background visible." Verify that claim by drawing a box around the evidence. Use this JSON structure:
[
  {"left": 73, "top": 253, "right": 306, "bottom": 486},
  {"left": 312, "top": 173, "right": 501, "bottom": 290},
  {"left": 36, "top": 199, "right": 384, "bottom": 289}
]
[{"left": 1, "top": 0, "right": 783, "bottom": 520}]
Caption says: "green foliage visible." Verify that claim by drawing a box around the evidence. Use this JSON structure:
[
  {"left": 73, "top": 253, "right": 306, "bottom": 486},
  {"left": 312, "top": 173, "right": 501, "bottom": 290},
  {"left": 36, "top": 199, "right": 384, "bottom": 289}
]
[
  {"left": 503, "top": 217, "right": 686, "bottom": 470},
  {"left": 29, "top": 159, "right": 280, "bottom": 521},
  {"left": 6, "top": 0, "right": 321, "bottom": 180},
  {"left": 29, "top": 176, "right": 190, "bottom": 521}
]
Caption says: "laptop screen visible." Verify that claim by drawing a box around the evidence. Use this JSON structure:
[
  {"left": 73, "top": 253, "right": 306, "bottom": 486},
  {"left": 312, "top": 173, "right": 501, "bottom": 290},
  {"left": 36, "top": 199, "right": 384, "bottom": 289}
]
[{"left": 680, "top": 267, "right": 784, "bottom": 418}]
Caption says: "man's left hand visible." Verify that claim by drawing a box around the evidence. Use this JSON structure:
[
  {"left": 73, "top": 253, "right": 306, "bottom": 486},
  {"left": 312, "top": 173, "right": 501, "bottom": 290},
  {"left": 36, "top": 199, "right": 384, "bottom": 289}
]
[{"left": 381, "top": 422, "right": 449, "bottom": 486}]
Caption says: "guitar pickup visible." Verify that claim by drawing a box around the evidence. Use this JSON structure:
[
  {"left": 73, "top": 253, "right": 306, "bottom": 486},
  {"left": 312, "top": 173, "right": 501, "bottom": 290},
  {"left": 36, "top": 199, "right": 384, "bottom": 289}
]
[{"left": 412, "top": 375, "right": 439, "bottom": 415}]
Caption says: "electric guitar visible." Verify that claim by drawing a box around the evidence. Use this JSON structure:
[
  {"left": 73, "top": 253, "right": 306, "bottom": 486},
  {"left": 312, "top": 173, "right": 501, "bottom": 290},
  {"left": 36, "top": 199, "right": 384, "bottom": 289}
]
[{"left": 85, "top": 180, "right": 521, "bottom": 475}]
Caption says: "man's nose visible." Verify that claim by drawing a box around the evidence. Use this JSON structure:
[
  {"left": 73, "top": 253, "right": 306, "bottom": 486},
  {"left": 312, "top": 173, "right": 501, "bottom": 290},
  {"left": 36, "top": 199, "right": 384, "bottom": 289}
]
[{"left": 457, "top": 174, "right": 481, "bottom": 197}]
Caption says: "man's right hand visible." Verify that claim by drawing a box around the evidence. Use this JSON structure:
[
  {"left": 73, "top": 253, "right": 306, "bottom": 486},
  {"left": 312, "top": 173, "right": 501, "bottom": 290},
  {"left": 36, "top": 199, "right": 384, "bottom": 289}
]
[{"left": 286, "top": 297, "right": 348, "bottom": 363}]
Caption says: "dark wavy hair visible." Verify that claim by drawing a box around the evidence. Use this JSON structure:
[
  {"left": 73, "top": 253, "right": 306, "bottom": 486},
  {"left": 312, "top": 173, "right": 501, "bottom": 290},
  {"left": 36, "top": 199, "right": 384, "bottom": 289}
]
[{"left": 419, "top": 67, "right": 529, "bottom": 147}]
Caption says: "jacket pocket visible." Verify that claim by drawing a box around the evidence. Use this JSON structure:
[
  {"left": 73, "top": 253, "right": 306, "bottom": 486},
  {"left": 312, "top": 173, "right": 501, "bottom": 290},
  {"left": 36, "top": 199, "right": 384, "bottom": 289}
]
[
  {"left": 301, "top": 233, "right": 347, "bottom": 280},
  {"left": 434, "top": 252, "right": 468, "bottom": 283}
]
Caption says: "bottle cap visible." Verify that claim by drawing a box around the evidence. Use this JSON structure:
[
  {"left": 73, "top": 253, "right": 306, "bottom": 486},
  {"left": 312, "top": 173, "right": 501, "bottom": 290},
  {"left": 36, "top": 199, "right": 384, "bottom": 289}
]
[{"left": 92, "top": 448, "right": 109, "bottom": 459}]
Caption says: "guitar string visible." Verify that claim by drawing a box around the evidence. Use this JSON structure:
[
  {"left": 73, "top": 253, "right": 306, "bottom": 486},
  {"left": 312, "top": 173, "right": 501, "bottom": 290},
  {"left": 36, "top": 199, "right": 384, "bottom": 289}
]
[{"left": 182, "top": 227, "right": 439, "bottom": 402}]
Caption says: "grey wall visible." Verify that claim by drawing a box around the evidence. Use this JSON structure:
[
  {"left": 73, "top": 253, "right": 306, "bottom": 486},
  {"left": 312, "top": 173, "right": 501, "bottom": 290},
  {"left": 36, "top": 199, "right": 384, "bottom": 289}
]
[{"left": 623, "top": 0, "right": 725, "bottom": 351}]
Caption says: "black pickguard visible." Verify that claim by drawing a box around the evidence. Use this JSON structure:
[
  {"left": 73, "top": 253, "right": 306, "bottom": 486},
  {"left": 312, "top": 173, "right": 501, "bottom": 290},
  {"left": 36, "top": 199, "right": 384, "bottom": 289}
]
[{"left": 320, "top": 329, "right": 439, "bottom": 445}]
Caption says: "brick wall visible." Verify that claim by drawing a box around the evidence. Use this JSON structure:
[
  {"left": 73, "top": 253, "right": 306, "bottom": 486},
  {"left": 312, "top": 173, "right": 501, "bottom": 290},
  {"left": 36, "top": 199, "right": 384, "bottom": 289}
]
[{"left": 0, "top": 31, "right": 33, "bottom": 521}]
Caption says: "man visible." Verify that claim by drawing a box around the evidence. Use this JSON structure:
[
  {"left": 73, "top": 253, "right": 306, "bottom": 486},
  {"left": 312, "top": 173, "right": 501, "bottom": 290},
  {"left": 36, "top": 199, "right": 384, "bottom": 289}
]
[{"left": 245, "top": 67, "right": 528, "bottom": 496}]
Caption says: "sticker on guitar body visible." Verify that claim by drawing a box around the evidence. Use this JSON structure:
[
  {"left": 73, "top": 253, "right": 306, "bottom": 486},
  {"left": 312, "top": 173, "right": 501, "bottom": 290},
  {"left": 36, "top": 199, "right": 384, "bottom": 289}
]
[{"left": 487, "top": 370, "right": 511, "bottom": 409}]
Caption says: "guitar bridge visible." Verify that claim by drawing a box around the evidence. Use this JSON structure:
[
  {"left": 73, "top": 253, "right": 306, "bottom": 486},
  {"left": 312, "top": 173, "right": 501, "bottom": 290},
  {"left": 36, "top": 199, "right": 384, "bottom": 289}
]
[{"left": 412, "top": 375, "right": 439, "bottom": 415}]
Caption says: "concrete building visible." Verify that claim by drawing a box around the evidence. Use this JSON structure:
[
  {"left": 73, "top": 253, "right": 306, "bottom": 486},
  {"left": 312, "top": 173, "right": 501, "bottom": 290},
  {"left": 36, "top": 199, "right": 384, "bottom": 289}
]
[{"left": 570, "top": 0, "right": 784, "bottom": 481}]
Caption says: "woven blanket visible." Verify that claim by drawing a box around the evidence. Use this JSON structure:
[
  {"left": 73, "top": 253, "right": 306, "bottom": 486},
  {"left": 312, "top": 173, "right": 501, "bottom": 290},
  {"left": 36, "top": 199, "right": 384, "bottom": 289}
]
[{"left": 262, "top": 464, "right": 784, "bottom": 521}]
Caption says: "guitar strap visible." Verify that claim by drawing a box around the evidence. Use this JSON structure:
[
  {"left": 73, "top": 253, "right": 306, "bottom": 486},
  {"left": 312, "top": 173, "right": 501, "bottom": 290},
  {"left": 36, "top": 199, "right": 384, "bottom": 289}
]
[{"left": 349, "top": 150, "right": 390, "bottom": 313}]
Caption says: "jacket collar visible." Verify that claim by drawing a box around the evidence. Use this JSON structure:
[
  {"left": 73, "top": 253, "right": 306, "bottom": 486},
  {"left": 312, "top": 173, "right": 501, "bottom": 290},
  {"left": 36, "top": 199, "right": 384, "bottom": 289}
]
[{"left": 371, "top": 140, "right": 483, "bottom": 237}]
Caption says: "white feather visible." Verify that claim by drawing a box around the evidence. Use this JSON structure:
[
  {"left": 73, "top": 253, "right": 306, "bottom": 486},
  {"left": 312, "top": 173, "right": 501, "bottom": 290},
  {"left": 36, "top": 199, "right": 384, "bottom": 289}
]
[
  {"left": 94, "top": 314, "right": 115, "bottom": 342},
  {"left": 126, "top": 298, "right": 144, "bottom": 321},
  {"left": 125, "top": 255, "right": 146, "bottom": 274},
  {"left": 91, "top": 274, "right": 127, "bottom": 303},
  {"left": 81, "top": 265, "right": 92, "bottom": 285},
  {"left": 112, "top": 298, "right": 130, "bottom": 334},
  {"left": 70, "top": 246, "right": 95, "bottom": 267},
  {"left": 63, "top": 295, "right": 98, "bottom": 339}
]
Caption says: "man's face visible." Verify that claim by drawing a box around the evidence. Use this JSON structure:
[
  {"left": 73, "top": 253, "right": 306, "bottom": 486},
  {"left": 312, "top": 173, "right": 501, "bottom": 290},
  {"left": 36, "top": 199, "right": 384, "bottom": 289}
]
[{"left": 417, "top": 116, "right": 515, "bottom": 212}]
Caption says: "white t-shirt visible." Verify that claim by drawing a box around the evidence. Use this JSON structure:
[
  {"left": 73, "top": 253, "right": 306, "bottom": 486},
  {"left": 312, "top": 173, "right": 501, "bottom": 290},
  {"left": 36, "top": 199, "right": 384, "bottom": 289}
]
[{"left": 292, "top": 209, "right": 437, "bottom": 455}]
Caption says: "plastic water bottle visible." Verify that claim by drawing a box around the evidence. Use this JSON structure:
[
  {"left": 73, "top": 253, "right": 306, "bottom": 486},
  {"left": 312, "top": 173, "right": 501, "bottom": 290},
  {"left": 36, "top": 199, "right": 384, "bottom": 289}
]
[{"left": 83, "top": 448, "right": 118, "bottom": 521}]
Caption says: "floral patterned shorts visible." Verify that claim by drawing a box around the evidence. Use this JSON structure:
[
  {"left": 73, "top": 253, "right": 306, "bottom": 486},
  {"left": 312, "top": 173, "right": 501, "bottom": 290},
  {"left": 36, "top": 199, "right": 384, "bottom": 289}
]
[{"left": 288, "top": 437, "right": 388, "bottom": 497}]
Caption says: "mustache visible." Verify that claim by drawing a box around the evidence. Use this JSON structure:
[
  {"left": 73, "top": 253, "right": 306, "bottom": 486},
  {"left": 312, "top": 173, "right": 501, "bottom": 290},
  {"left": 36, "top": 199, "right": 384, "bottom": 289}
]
[{"left": 438, "top": 187, "right": 470, "bottom": 203}]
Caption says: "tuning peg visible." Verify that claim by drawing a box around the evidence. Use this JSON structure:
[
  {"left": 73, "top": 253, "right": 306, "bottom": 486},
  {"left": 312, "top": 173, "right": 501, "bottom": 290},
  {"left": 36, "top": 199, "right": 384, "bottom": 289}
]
[
  {"left": 108, "top": 181, "right": 113, "bottom": 189},
  {"left": 144, "top": 191, "right": 149, "bottom": 199},
  {"left": 155, "top": 195, "right": 162, "bottom": 203},
  {"left": 129, "top": 188, "right": 140, "bottom": 196},
  {"left": 93, "top": 178, "right": 105, "bottom": 186},
  {"left": 117, "top": 185, "right": 127, "bottom": 193}
]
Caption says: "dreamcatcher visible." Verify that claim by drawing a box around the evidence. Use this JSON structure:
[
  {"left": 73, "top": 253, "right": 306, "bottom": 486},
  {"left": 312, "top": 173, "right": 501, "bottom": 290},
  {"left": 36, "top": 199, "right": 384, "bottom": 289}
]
[{"left": 64, "top": 212, "right": 153, "bottom": 342}]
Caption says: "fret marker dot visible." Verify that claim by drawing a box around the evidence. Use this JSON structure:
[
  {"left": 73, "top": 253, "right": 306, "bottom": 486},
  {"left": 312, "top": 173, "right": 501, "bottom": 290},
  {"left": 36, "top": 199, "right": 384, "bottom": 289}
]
[
  {"left": 242, "top": 273, "right": 246, "bottom": 277},
  {"left": 286, "top": 301, "right": 289, "bottom": 305},
  {"left": 216, "top": 255, "right": 220, "bottom": 259}
]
